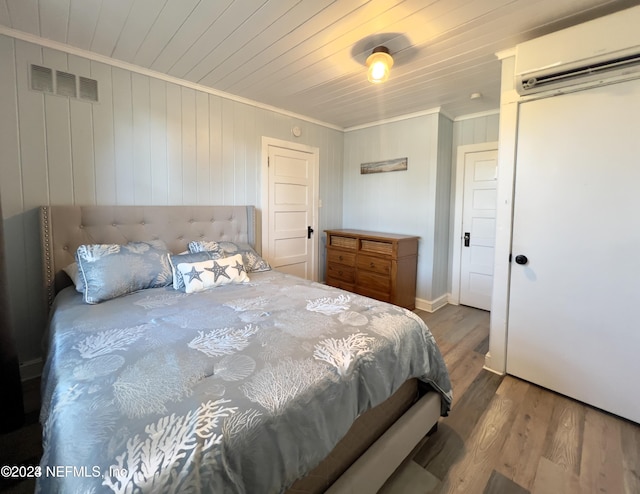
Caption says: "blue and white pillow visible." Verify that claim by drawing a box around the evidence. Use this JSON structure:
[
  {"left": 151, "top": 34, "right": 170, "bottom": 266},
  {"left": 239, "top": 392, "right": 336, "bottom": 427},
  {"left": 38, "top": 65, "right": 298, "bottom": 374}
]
[
  {"left": 188, "top": 240, "right": 271, "bottom": 273},
  {"left": 76, "top": 240, "right": 172, "bottom": 304},
  {"left": 168, "top": 251, "right": 224, "bottom": 291},
  {"left": 177, "top": 254, "right": 250, "bottom": 294}
]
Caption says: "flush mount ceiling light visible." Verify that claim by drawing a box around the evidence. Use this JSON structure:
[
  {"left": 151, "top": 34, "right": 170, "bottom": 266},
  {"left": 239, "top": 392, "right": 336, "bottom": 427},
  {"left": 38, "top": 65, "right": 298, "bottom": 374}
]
[{"left": 366, "top": 46, "right": 394, "bottom": 84}]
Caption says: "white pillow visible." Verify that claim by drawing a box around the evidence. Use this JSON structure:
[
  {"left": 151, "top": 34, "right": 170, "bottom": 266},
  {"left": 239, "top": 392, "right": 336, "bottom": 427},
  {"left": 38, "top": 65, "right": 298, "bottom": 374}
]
[{"left": 177, "top": 254, "right": 249, "bottom": 294}]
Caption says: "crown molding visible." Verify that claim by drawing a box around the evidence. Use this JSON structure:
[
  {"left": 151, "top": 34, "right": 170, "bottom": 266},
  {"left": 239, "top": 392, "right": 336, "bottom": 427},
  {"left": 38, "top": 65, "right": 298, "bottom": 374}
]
[
  {"left": 344, "top": 107, "right": 443, "bottom": 132},
  {"left": 454, "top": 109, "right": 500, "bottom": 121}
]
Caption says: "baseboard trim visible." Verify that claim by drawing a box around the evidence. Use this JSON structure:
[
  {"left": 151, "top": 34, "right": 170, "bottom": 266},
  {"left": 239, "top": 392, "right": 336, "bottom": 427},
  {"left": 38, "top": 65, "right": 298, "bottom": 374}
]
[
  {"left": 20, "top": 358, "right": 43, "bottom": 381},
  {"left": 415, "top": 294, "right": 449, "bottom": 313},
  {"left": 483, "top": 353, "right": 506, "bottom": 376}
]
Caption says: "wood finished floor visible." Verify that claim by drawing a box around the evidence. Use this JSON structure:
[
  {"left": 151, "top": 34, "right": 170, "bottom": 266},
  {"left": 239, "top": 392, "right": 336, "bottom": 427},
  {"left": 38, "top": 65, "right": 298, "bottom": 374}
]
[
  {"left": 2, "top": 304, "right": 639, "bottom": 493},
  {"left": 381, "top": 304, "right": 640, "bottom": 494}
]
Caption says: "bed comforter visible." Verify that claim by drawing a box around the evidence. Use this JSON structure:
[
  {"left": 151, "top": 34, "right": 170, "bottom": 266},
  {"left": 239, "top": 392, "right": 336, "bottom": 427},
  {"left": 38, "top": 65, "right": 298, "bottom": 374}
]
[{"left": 38, "top": 270, "right": 452, "bottom": 494}]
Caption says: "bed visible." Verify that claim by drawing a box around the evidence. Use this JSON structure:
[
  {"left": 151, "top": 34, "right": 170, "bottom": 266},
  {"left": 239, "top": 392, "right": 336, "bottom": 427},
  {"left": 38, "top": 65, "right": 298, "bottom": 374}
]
[{"left": 37, "top": 205, "right": 452, "bottom": 494}]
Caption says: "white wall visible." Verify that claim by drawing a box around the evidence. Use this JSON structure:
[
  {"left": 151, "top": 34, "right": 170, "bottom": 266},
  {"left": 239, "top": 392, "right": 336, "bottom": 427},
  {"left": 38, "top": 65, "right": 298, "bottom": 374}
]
[
  {"left": 0, "top": 34, "right": 344, "bottom": 377},
  {"left": 341, "top": 112, "right": 454, "bottom": 308}
]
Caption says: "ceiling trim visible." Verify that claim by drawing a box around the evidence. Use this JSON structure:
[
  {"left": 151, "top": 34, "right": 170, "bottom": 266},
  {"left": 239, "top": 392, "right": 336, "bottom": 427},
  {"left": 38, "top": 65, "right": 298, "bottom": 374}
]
[
  {"left": 454, "top": 109, "right": 500, "bottom": 121},
  {"left": 0, "top": 26, "right": 344, "bottom": 132},
  {"left": 344, "top": 107, "right": 444, "bottom": 132},
  {"left": 495, "top": 48, "right": 516, "bottom": 60}
]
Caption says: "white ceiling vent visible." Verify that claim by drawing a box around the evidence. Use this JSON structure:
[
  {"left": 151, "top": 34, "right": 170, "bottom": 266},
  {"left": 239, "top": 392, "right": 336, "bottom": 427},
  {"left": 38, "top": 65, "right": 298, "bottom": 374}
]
[
  {"left": 30, "top": 64, "right": 53, "bottom": 93},
  {"left": 29, "top": 64, "right": 99, "bottom": 103}
]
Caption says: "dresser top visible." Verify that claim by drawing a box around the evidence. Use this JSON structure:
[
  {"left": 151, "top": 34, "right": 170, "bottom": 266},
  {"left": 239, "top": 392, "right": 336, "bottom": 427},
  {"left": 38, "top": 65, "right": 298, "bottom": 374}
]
[{"left": 325, "top": 229, "right": 419, "bottom": 241}]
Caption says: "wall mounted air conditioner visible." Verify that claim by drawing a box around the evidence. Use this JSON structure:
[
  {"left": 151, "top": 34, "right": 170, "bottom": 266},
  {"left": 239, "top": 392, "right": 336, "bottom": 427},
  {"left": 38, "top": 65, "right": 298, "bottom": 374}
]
[{"left": 515, "top": 5, "right": 640, "bottom": 96}]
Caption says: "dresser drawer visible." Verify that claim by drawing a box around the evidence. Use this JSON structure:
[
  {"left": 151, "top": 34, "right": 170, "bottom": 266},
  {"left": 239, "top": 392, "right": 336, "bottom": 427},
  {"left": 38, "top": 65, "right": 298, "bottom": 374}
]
[
  {"left": 329, "top": 235, "right": 357, "bottom": 250},
  {"left": 357, "top": 270, "right": 390, "bottom": 293},
  {"left": 327, "top": 263, "right": 356, "bottom": 283},
  {"left": 356, "top": 285, "right": 391, "bottom": 303},
  {"left": 360, "top": 239, "right": 393, "bottom": 256},
  {"left": 327, "top": 250, "right": 356, "bottom": 267},
  {"left": 326, "top": 277, "right": 356, "bottom": 292},
  {"left": 357, "top": 255, "right": 391, "bottom": 275}
]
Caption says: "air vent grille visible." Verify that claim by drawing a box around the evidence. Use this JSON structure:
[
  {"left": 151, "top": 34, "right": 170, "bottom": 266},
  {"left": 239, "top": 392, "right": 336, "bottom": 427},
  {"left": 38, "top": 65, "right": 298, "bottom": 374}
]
[
  {"left": 29, "top": 64, "right": 98, "bottom": 103},
  {"left": 79, "top": 76, "right": 98, "bottom": 102},
  {"left": 56, "top": 71, "right": 76, "bottom": 97},
  {"left": 31, "top": 65, "right": 53, "bottom": 92}
]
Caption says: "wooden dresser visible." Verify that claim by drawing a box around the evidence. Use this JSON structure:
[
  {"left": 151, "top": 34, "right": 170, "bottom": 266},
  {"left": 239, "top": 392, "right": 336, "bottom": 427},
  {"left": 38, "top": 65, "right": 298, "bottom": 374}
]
[{"left": 324, "top": 229, "right": 419, "bottom": 310}]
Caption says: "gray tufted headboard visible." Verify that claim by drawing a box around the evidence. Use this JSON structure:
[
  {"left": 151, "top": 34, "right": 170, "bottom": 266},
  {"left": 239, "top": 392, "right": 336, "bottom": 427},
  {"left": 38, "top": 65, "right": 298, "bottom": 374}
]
[{"left": 40, "top": 205, "right": 256, "bottom": 307}]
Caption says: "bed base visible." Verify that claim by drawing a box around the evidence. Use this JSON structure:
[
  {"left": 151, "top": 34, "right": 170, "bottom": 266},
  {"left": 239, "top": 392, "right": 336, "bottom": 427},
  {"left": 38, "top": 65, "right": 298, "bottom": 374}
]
[{"left": 326, "top": 392, "right": 441, "bottom": 493}]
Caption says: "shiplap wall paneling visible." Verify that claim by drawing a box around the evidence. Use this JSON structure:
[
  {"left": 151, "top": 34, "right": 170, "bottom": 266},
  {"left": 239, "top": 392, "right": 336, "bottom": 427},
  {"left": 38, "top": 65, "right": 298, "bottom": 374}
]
[
  {"left": 208, "top": 95, "right": 224, "bottom": 203},
  {"left": 231, "top": 100, "right": 247, "bottom": 206},
  {"left": 455, "top": 113, "right": 500, "bottom": 146},
  {"left": 42, "top": 47, "right": 73, "bottom": 205},
  {"left": 220, "top": 98, "right": 235, "bottom": 203},
  {"left": 69, "top": 55, "right": 96, "bottom": 205},
  {"left": 16, "top": 41, "right": 48, "bottom": 209},
  {"left": 196, "top": 91, "right": 210, "bottom": 205},
  {"left": 149, "top": 77, "right": 168, "bottom": 205},
  {"left": 433, "top": 114, "right": 454, "bottom": 299},
  {"left": 166, "top": 82, "right": 182, "bottom": 205},
  {"left": 0, "top": 36, "right": 21, "bottom": 217},
  {"left": 132, "top": 72, "right": 152, "bottom": 206},
  {"left": 92, "top": 61, "right": 117, "bottom": 205},
  {"left": 0, "top": 35, "right": 31, "bottom": 363},
  {"left": 112, "top": 67, "right": 135, "bottom": 204},
  {"left": 181, "top": 87, "right": 197, "bottom": 204}
]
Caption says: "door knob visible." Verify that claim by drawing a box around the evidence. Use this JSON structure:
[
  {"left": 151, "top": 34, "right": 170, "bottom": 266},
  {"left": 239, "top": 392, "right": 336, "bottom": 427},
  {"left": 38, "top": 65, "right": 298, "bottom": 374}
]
[
  {"left": 307, "top": 226, "right": 314, "bottom": 239},
  {"left": 515, "top": 255, "right": 528, "bottom": 265},
  {"left": 463, "top": 232, "right": 470, "bottom": 247}
]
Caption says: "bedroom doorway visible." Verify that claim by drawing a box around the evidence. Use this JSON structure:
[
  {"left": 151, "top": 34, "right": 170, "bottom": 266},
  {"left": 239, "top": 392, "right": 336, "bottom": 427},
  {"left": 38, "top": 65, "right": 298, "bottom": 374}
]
[
  {"left": 451, "top": 142, "right": 498, "bottom": 311},
  {"left": 261, "top": 137, "right": 319, "bottom": 281}
]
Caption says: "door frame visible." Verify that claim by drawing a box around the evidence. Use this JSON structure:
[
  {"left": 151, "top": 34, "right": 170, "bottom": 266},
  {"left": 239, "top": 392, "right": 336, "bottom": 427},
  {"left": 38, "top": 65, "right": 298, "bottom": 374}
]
[
  {"left": 451, "top": 141, "right": 499, "bottom": 305},
  {"left": 261, "top": 136, "right": 320, "bottom": 281}
]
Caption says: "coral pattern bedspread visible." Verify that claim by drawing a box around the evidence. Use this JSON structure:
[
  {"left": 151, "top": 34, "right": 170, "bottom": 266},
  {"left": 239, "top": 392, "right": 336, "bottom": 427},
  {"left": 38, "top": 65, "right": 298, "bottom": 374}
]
[{"left": 38, "top": 270, "right": 452, "bottom": 494}]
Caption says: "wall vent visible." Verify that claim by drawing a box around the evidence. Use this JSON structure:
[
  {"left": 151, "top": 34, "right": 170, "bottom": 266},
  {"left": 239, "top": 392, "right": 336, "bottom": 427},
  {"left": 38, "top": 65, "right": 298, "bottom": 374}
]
[
  {"left": 56, "top": 71, "right": 76, "bottom": 97},
  {"left": 30, "top": 65, "right": 53, "bottom": 92},
  {"left": 29, "top": 64, "right": 99, "bottom": 103},
  {"left": 79, "top": 76, "right": 98, "bottom": 102}
]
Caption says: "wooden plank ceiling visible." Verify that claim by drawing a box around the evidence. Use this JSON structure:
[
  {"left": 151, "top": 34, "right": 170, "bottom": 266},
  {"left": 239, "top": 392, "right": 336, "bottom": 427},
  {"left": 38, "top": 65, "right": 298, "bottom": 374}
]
[{"left": 0, "top": 0, "right": 635, "bottom": 128}]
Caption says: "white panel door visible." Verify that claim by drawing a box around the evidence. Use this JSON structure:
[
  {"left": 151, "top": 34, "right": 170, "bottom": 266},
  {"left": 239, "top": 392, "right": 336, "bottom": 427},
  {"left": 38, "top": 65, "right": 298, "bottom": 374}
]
[
  {"left": 460, "top": 150, "right": 498, "bottom": 311},
  {"left": 507, "top": 79, "right": 640, "bottom": 423},
  {"left": 267, "top": 144, "right": 317, "bottom": 280}
]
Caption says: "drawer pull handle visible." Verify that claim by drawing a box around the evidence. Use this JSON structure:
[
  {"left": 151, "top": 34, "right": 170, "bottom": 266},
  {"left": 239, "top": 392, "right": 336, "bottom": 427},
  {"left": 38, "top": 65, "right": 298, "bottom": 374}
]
[{"left": 370, "top": 262, "right": 375, "bottom": 268}]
